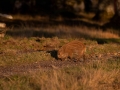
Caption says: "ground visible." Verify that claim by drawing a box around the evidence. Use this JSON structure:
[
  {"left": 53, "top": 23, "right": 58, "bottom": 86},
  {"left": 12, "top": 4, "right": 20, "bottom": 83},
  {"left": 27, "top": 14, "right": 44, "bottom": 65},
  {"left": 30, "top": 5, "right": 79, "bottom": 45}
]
[
  {"left": 0, "top": 14, "right": 120, "bottom": 90},
  {"left": 0, "top": 37, "right": 119, "bottom": 77}
]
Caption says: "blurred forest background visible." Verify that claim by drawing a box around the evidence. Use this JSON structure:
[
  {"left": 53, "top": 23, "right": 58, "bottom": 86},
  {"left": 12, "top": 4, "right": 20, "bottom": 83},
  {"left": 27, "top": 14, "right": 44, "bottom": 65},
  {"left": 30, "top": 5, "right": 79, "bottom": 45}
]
[
  {"left": 0, "top": 0, "right": 120, "bottom": 18},
  {"left": 0, "top": 0, "right": 120, "bottom": 33}
]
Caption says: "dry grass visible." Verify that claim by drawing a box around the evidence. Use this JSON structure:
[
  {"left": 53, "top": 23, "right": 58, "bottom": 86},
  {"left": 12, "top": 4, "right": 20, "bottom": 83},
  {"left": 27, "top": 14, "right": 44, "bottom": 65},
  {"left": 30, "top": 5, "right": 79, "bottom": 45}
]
[
  {"left": 0, "top": 36, "right": 120, "bottom": 66},
  {"left": 0, "top": 36, "right": 119, "bottom": 90},
  {"left": 29, "top": 63, "right": 120, "bottom": 90},
  {"left": 7, "top": 25, "right": 120, "bottom": 39},
  {"left": 0, "top": 14, "right": 120, "bottom": 90},
  {"left": 0, "top": 59, "right": 120, "bottom": 90},
  {"left": 0, "top": 37, "right": 56, "bottom": 66},
  {"left": 55, "top": 25, "right": 120, "bottom": 39},
  {"left": 9, "top": 14, "right": 120, "bottom": 39}
]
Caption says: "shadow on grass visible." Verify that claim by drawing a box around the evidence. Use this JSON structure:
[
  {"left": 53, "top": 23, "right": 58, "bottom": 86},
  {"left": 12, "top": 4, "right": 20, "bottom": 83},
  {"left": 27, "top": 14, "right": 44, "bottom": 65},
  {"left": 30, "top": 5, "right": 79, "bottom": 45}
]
[
  {"left": 5, "top": 25, "right": 120, "bottom": 45},
  {"left": 6, "top": 30, "right": 56, "bottom": 38},
  {"left": 93, "top": 38, "right": 120, "bottom": 44},
  {"left": 47, "top": 50, "right": 58, "bottom": 60}
]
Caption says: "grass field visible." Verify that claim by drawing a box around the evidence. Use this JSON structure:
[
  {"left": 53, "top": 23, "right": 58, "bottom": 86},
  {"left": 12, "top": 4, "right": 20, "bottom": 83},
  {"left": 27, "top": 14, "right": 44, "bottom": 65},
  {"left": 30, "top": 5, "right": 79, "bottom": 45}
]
[{"left": 0, "top": 15, "right": 120, "bottom": 90}]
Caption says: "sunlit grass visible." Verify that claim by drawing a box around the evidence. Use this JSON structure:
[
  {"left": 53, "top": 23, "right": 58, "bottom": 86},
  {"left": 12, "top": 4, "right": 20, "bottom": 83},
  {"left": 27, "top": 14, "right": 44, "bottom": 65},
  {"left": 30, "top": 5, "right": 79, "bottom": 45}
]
[
  {"left": 0, "top": 58, "right": 120, "bottom": 90},
  {"left": 0, "top": 14, "right": 120, "bottom": 90},
  {"left": 12, "top": 14, "right": 49, "bottom": 21}
]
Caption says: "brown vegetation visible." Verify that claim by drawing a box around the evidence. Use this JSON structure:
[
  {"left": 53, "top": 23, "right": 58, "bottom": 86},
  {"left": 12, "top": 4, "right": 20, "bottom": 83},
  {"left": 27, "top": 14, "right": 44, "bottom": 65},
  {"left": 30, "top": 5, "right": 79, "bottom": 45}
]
[{"left": 0, "top": 9, "right": 120, "bottom": 90}]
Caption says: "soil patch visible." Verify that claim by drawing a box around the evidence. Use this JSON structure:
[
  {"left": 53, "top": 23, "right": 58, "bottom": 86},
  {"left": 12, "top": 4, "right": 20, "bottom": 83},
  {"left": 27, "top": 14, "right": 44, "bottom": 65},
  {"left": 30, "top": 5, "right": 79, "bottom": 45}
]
[{"left": 0, "top": 52, "right": 119, "bottom": 77}]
